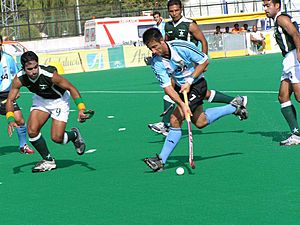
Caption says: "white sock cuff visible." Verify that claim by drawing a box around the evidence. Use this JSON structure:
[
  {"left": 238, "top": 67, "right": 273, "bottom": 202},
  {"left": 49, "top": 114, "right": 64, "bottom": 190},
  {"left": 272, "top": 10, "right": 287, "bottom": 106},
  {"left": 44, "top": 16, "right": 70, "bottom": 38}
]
[
  {"left": 63, "top": 132, "right": 68, "bottom": 144},
  {"left": 207, "top": 90, "right": 216, "bottom": 102},
  {"left": 163, "top": 95, "right": 175, "bottom": 104},
  {"left": 169, "top": 127, "right": 182, "bottom": 131},
  {"left": 29, "top": 132, "right": 41, "bottom": 142},
  {"left": 281, "top": 101, "right": 292, "bottom": 108}
]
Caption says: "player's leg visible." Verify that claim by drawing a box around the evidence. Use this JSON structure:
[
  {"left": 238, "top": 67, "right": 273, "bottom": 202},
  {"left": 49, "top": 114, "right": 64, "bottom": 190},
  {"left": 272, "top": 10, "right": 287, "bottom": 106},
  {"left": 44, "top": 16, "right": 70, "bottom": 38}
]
[
  {"left": 0, "top": 99, "right": 33, "bottom": 154},
  {"left": 206, "top": 89, "right": 248, "bottom": 120},
  {"left": 230, "top": 96, "right": 248, "bottom": 120},
  {"left": 190, "top": 82, "right": 236, "bottom": 128},
  {"left": 162, "top": 95, "right": 175, "bottom": 125},
  {"left": 145, "top": 79, "right": 189, "bottom": 171},
  {"left": 27, "top": 110, "right": 51, "bottom": 159},
  {"left": 50, "top": 119, "right": 67, "bottom": 143},
  {"left": 13, "top": 103, "right": 34, "bottom": 154},
  {"left": 51, "top": 119, "right": 86, "bottom": 155},
  {"left": 144, "top": 106, "right": 184, "bottom": 172},
  {"left": 159, "top": 107, "right": 184, "bottom": 163},
  {"left": 148, "top": 95, "right": 174, "bottom": 136},
  {"left": 148, "top": 79, "right": 176, "bottom": 136},
  {"left": 279, "top": 71, "right": 300, "bottom": 146},
  {"left": 50, "top": 91, "right": 86, "bottom": 155},
  {"left": 0, "top": 99, "right": 33, "bottom": 153},
  {"left": 145, "top": 78, "right": 203, "bottom": 172},
  {"left": 28, "top": 94, "right": 58, "bottom": 172},
  {"left": 189, "top": 78, "right": 238, "bottom": 127},
  {"left": 28, "top": 109, "right": 57, "bottom": 172},
  {"left": 192, "top": 104, "right": 236, "bottom": 129},
  {"left": 145, "top": 77, "right": 238, "bottom": 171},
  {"left": 206, "top": 89, "right": 234, "bottom": 104}
]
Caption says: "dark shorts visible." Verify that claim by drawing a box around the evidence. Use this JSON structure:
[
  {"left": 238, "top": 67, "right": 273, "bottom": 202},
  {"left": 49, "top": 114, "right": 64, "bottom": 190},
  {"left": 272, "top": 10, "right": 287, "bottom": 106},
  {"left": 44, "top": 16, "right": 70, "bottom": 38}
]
[
  {"left": 0, "top": 97, "right": 20, "bottom": 115},
  {"left": 175, "top": 78, "right": 208, "bottom": 113}
]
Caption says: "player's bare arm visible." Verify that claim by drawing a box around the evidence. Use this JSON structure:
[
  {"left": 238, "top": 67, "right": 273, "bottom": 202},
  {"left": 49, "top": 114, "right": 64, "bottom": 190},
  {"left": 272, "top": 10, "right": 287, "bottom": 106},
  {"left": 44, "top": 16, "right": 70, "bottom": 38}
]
[
  {"left": 51, "top": 72, "right": 89, "bottom": 122},
  {"left": 51, "top": 72, "right": 81, "bottom": 99},
  {"left": 191, "top": 60, "right": 209, "bottom": 79},
  {"left": 6, "top": 76, "right": 22, "bottom": 136},
  {"left": 189, "top": 22, "right": 208, "bottom": 54},
  {"left": 278, "top": 15, "right": 300, "bottom": 62},
  {"left": 6, "top": 76, "right": 22, "bottom": 113}
]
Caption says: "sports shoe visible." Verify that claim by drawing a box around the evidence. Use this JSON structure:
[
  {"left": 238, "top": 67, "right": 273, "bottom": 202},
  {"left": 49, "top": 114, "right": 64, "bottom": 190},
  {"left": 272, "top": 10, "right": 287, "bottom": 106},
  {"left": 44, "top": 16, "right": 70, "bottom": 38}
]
[
  {"left": 20, "top": 144, "right": 34, "bottom": 154},
  {"left": 280, "top": 134, "right": 300, "bottom": 146},
  {"left": 32, "top": 159, "right": 57, "bottom": 173},
  {"left": 144, "top": 154, "right": 164, "bottom": 172},
  {"left": 230, "top": 96, "right": 248, "bottom": 120},
  {"left": 71, "top": 127, "right": 86, "bottom": 155},
  {"left": 148, "top": 122, "right": 170, "bottom": 136}
]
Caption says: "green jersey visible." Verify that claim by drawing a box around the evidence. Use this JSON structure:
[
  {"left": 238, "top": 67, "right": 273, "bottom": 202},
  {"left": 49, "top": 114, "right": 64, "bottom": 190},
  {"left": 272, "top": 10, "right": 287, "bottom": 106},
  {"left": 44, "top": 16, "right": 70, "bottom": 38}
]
[
  {"left": 17, "top": 65, "right": 66, "bottom": 99},
  {"left": 165, "top": 16, "right": 199, "bottom": 46},
  {"left": 274, "top": 12, "right": 299, "bottom": 56}
]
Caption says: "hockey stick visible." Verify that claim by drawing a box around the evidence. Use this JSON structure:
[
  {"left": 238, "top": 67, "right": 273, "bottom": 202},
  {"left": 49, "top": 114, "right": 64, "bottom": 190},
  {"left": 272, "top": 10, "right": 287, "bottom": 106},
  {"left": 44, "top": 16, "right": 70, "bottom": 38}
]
[
  {"left": 83, "top": 109, "right": 95, "bottom": 119},
  {"left": 159, "top": 103, "right": 175, "bottom": 117},
  {"left": 183, "top": 91, "right": 195, "bottom": 169}
]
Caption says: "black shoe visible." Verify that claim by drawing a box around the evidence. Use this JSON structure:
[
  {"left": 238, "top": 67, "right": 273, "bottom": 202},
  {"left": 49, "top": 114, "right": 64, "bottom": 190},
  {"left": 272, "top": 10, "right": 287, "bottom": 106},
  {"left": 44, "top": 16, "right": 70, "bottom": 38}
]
[{"left": 144, "top": 154, "right": 164, "bottom": 172}]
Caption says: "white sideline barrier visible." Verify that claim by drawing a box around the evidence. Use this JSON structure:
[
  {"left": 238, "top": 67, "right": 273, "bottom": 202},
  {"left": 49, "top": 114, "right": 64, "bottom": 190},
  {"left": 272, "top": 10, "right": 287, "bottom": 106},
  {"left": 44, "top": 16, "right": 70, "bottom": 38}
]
[
  {"left": 21, "top": 36, "right": 85, "bottom": 53},
  {"left": 18, "top": 32, "right": 282, "bottom": 74}
]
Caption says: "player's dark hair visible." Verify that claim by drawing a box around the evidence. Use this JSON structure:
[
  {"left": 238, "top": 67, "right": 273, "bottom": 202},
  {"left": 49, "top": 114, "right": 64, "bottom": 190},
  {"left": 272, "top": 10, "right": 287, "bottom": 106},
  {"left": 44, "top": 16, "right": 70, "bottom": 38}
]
[
  {"left": 21, "top": 51, "right": 39, "bottom": 68},
  {"left": 167, "top": 0, "right": 182, "bottom": 9},
  {"left": 0, "top": 35, "right": 2, "bottom": 43},
  {"left": 265, "top": 0, "right": 281, "bottom": 6},
  {"left": 153, "top": 11, "right": 161, "bottom": 17},
  {"left": 143, "top": 28, "right": 163, "bottom": 45},
  {"left": 272, "top": 0, "right": 281, "bottom": 6}
]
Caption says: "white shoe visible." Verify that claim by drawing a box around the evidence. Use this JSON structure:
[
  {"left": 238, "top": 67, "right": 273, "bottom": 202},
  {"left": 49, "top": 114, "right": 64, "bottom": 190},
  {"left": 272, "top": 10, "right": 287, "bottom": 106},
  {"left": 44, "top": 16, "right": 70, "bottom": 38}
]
[
  {"left": 148, "top": 122, "right": 170, "bottom": 136},
  {"left": 32, "top": 159, "right": 57, "bottom": 173},
  {"left": 280, "top": 134, "right": 300, "bottom": 146}
]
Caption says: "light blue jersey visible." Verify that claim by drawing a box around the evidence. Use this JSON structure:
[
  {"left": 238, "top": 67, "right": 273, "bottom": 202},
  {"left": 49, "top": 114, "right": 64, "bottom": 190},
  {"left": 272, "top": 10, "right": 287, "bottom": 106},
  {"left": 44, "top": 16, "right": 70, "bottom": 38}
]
[
  {"left": 151, "top": 40, "right": 208, "bottom": 88},
  {"left": 154, "top": 21, "right": 166, "bottom": 39},
  {"left": 0, "top": 52, "right": 18, "bottom": 93}
]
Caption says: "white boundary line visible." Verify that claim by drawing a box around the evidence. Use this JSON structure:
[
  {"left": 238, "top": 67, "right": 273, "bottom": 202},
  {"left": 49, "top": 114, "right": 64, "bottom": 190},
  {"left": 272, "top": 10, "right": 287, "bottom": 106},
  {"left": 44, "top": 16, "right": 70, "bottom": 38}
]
[{"left": 19, "top": 90, "right": 278, "bottom": 94}]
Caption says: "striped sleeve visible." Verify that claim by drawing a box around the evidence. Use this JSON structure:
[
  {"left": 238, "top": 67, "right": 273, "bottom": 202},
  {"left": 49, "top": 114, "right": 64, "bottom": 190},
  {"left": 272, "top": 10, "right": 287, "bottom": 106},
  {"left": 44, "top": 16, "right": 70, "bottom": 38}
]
[
  {"left": 170, "top": 41, "right": 208, "bottom": 64},
  {"left": 152, "top": 58, "right": 171, "bottom": 88}
]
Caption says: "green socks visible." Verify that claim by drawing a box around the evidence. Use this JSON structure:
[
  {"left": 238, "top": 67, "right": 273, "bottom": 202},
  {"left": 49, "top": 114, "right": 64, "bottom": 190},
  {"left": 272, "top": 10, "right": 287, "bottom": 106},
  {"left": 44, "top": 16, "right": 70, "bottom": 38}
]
[
  {"left": 208, "top": 90, "right": 234, "bottom": 104},
  {"left": 281, "top": 102, "right": 300, "bottom": 135},
  {"left": 64, "top": 131, "right": 77, "bottom": 144},
  {"left": 29, "top": 133, "right": 53, "bottom": 161}
]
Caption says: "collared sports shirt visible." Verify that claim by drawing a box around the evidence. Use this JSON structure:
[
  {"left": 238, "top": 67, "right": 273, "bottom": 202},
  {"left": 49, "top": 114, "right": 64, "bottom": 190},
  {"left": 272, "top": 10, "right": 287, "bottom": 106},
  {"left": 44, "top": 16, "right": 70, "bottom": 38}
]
[
  {"left": 165, "top": 16, "right": 199, "bottom": 46},
  {"left": 274, "top": 12, "right": 299, "bottom": 56},
  {"left": 151, "top": 40, "right": 208, "bottom": 88},
  {"left": 17, "top": 65, "right": 66, "bottom": 99},
  {"left": 0, "top": 52, "right": 18, "bottom": 95},
  {"left": 154, "top": 20, "right": 166, "bottom": 39}
]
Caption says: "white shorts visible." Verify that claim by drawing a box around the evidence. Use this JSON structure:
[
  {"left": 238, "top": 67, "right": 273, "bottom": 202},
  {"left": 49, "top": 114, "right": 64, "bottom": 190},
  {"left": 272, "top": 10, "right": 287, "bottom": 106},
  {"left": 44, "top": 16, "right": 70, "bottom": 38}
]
[
  {"left": 30, "top": 91, "right": 70, "bottom": 123},
  {"left": 281, "top": 49, "right": 300, "bottom": 84}
]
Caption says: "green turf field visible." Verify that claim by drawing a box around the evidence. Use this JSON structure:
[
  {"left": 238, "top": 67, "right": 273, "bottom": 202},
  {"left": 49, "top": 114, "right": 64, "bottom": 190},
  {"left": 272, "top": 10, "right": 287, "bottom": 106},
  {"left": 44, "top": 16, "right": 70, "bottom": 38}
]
[{"left": 1, "top": 53, "right": 300, "bottom": 225}]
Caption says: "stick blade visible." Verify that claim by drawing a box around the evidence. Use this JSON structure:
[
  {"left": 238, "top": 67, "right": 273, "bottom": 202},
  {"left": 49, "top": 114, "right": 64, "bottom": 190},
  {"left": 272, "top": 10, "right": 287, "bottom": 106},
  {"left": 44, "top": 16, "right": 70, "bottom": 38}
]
[
  {"left": 190, "top": 162, "right": 196, "bottom": 169},
  {"left": 84, "top": 109, "right": 95, "bottom": 119}
]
